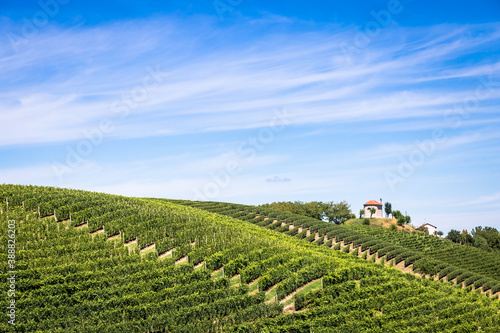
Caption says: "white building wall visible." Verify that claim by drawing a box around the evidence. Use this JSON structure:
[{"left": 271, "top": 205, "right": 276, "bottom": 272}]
[
  {"left": 364, "top": 205, "right": 383, "bottom": 218},
  {"left": 426, "top": 225, "right": 436, "bottom": 235}
]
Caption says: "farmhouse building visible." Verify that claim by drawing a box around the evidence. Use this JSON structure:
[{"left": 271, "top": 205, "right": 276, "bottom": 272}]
[
  {"left": 418, "top": 223, "right": 437, "bottom": 236},
  {"left": 364, "top": 199, "right": 383, "bottom": 218}
]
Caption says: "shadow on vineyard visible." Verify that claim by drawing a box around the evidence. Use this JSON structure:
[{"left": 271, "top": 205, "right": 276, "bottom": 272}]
[{"left": 1, "top": 184, "right": 500, "bottom": 332}]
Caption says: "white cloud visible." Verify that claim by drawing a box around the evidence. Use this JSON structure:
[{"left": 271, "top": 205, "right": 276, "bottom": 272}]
[{"left": 1, "top": 18, "right": 499, "bottom": 146}]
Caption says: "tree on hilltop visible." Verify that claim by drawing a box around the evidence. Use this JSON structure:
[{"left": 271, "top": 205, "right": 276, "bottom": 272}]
[
  {"left": 384, "top": 202, "right": 392, "bottom": 218},
  {"left": 392, "top": 210, "right": 403, "bottom": 219},
  {"left": 446, "top": 229, "right": 461, "bottom": 243}
]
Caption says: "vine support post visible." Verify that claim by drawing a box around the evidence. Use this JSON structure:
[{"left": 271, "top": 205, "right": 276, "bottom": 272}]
[
  {"left": 54, "top": 210, "right": 57, "bottom": 222},
  {"left": 321, "top": 278, "right": 324, "bottom": 290},
  {"left": 222, "top": 266, "right": 224, "bottom": 278}
]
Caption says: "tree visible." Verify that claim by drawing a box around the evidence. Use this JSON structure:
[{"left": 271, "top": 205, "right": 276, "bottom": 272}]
[
  {"left": 359, "top": 209, "right": 364, "bottom": 218},
  {"left": 384, "top": 202, "right": 392, "bottom": 218},
  {"left": 369, "top": 207, "right": 376, "bottom": 218},
  {"left": 473, "top": 235, "right": 489, "bottom": 250},
  {"left": 397, "top": 216, "right": 405, "bottom": 226},
  {"left": 446, "top": 229, "right": 461, "bottom": 243},
  {"left": 392, "top": 210, "right": 403, "bottom": 220},
  {"left": 461, "top": 229, "right": 473, "bottom": 245},
  {"left": 326, "top": 200, "right": 352, "bottom": 224},
  {"left": 397, "top": 215, "right": 411, "bottom": 227},
  {"left": 471, "top": 226, "right": 500, "bottom": 251},
  {"left": 436, "top": 231, "right": 443, "bottom": 237}
]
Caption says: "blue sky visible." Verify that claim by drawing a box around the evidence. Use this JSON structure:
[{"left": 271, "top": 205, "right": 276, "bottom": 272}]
[{"left": 1, "top": 0, "right": 500, "bottom": 233}]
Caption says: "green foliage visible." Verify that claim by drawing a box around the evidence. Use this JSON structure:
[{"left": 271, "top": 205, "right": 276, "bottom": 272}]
[
  {"left": 258, "top": 200, "right": 352, "bottom": 224},
  {"left": 446, "top": 229, "right": 461, "bottom": 243},
  {"left": 392, "top": 210, "right": 403, "bottom": 219},
  {"left": 471, "top": 226, "right": 500, "bottom": 251},
  {"left": 2, "top": 184, "right": 500, "bottom": 332},
  {"left": 379, "top": 256, "right": 385, "bottom": 265},
  {"left": 384, "top": 202, "right": 392, "bottom": 218},
  {"left": 362, "top": 218, "right": 370, "bottom": 226}
]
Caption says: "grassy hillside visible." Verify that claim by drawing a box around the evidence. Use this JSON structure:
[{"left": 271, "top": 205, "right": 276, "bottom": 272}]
[
  {"left": 1, "top": 185, "right": 500, "bottom": 332},
  {"left": 344, "top": 217, "right": 415, "bottom": 231}
]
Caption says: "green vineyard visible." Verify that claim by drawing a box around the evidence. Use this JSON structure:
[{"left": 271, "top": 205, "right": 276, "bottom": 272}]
[
  {"left": 1, "top": 185, "right": 500, "bottom": 332},
  {"left": 169, "top": 199, "right": 500, "bottom": 293}
]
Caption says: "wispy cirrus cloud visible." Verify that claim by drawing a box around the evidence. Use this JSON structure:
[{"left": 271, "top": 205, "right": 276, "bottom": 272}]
[{"left": 1, "top": 17, "right": 499, "bottom": 147}]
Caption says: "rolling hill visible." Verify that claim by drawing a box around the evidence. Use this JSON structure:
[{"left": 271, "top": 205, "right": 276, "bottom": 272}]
[{"left": 1, "top": 184, "right": 500, "bottom": 332}]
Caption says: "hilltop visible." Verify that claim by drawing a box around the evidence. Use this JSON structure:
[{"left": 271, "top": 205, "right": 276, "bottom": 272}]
[
  {"left": 345, "top": 217, "right": 415, "bottom": 232},
  {"left": 1, "top": 185, "right": 500, "bottom": 332}
]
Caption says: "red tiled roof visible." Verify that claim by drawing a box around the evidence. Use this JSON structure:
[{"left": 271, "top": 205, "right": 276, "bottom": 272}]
[{"left": 364, "top": 200, "right": 381, "bottom": 206}]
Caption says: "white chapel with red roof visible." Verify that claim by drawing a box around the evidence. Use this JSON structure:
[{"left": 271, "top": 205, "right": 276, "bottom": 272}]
[{"left": 363, "top": 199, "right": 384, "bottom": 218}]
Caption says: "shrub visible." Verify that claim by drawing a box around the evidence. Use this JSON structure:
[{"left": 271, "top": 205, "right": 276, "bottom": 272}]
[
  {"left": 342, "top": 245, "right": 350, "bottom": 254},
  {"left": 305, "top": 234, "right": 316, "bottom": 242},
  {"left": 456, "top": 272, "right": 474, "bottom": 284},
  {"left": 314, "top": 237, "right": 324, "bottom": 246},
  {"left": 394, "top": 251, "right": 416, "bottom": 265},
  {"left": 295, "top": 230, "right": 308, "bottom": 239},
  {"left": 390, "top": 224, "right": 398, "bottom": 231},
  {"left": 351, "top": 247, "right": 359, "bottom": 257},
  {"left": 333, "top": 243, "right": 341, "bottom": 250},
  {"left": 360, "top": 240, "right": 378, "bottom": 252},
  {"left": 404, "top": 255, "right": 422, "bottom": 268},
  {"left": 482, "top": 280, "right": 496, "bottom": 292},
  {"left": 412, "top": 258, "right": 440, "bottom": 276},
  {"left": 324, "top": 239, "right": 332, "bottom": 248},
  {"left": 473, "top": 278, "right": 489, "bottom": 290},
  {"left": 464, "top": 275, "right": 481, "bottom": 287},
  {"left": 386, "top": 249, "right": 404, "bottom": 261},
  {"left": 438, "top": 267, "right": 455, "bottom": 280},
  {"left": 378, "top": 246, "right": 399, "bottom": 259},
  {"left": 368, "top": 243, "right": 385, "bottom": 256},
  {"left": 362, "top": 218, "right": 370, "bottom": 226},
  {"left": 446, "top": 269, "right": 464, "bottom": 282},
  {"left": 491, "top": 283, "right": 500, "bottom": 295},
  {"left": 285, "top": 227, "right": 299, "bottom": 236}
]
